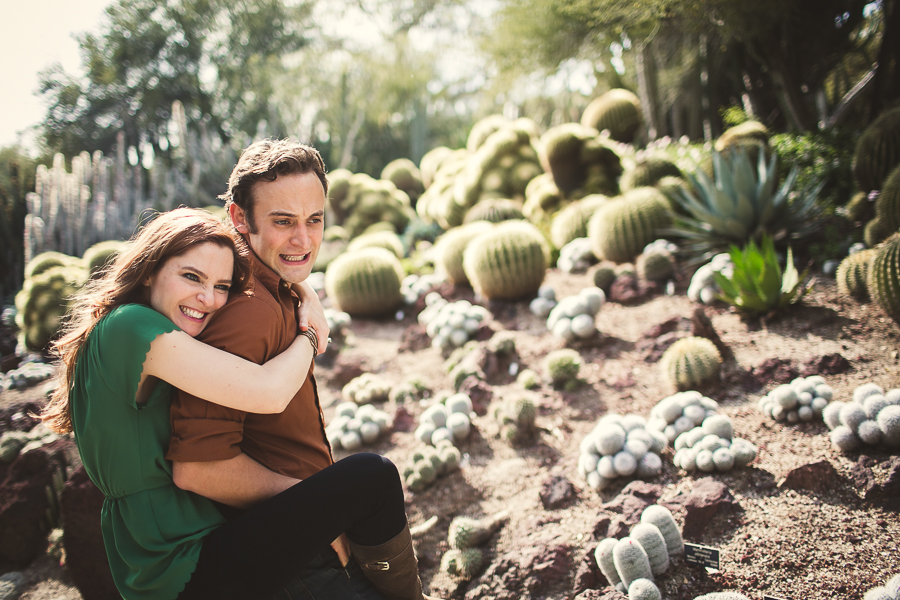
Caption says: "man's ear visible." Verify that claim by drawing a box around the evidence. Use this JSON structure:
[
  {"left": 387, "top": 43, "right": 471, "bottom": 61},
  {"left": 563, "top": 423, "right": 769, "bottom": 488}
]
[{"left": 229, "top": 203, "right": 250, "bottom": 234}]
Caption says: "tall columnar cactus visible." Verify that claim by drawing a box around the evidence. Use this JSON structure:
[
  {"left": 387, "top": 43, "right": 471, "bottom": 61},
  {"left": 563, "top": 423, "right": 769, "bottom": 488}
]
[
  {"left": 462, "top": 221, "right": 548, "bottom": 301},
  {"left": 581, "top": 89, "right": 643, "bottom": 144},
  {"left": 82, "top": 240, "right": 129, "bottom": 278},
  {"left": 587, "top": 188, "right": 672, "bottom": 263},
  {"left": 629, "top": 523, "right": 669, "bottom": 576},
  {"left": 15, "top": 265, "right": 87, "bottom": 350},
  {"left": 853, "top": 106, "right": 900, "bottom": 193},
  {"left": 659, "top": 337, "right": 723, "bottom": 391},
  {"left": 538, "top": 123, "right": 622, "bottom": 198},
  {"left": 612, "top": 537, "right": 653, "bottom": 589},
  {"left": 836, "top": 249, "right": 876, "bottom": 300},
  {"left": 620, "top": 156, "right": 682, "bottom": 191},
  {"left": 434, "top": 221, "right": 495, "bottom": 287},
  {"left": 594, "top": 538, "right": 622, "bottom": 589},
  {"left": 324, "top": 248, "right": 404, "bottom": 317},
  {"left": 550, "top": 195, "right": 609, "bottom": 249},
  {"left": 868, "top": 233, "right": 900, "bottom": 323},
  {"left": 639, "top": 505, "right": 684, "bottom": 556}
]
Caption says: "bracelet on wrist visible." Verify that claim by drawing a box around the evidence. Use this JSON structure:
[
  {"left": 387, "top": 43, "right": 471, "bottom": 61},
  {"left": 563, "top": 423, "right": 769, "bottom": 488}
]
[{"left": 299, "top": 328, "right": 319, "bottom": 357}]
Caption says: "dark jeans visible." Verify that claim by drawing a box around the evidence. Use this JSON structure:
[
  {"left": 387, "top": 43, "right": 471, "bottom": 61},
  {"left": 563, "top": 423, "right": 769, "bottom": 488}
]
[
  {"left": 177, "top": 453, "right": 405, "bottom": 600},
  {"left": 272, "top": 548, "right": 386, "bottom": 600}
]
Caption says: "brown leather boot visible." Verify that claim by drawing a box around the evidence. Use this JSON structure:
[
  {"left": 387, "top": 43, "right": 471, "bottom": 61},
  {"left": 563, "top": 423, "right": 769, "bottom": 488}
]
[{"left": 349, "top": 524, "right": 441, "bottom": 600}]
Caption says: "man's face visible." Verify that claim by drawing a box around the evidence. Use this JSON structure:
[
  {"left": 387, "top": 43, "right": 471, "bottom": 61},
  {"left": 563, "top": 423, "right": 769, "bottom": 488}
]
[{"left": 229, "top": 171, "right": 325, "bottom": 284}]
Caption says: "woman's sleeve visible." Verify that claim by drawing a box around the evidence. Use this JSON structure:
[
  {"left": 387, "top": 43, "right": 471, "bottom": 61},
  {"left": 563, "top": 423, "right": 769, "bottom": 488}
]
[{"left": 95, "top": 304, "right": 181, "bottom": 409}]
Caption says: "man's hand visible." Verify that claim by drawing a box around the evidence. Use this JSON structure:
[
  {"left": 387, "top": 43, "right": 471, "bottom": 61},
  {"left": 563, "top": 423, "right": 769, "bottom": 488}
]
[{"left": 293, "top": 280, "right": 330, "bottom": 354}]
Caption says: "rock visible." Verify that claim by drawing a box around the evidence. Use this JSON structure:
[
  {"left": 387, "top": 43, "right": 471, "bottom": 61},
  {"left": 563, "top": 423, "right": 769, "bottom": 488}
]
[
  {"left": 750, "top": 358, "right": 798, "bottom": 385},
  {"left": 618, "top": 480, "right": 663, "bottom": 502},
  {"left": 600, "top": 481, "right": 662, "bottom": 523},
  {"left": 398, "top": 323, "right": 432, "bottom": 353},
  {"left": 609, "top": 275, "right": 660, "bottom": 305},
  {"left": 573, "top": 545, "right": 600, "bottom": 595},
  {"left": 0, "top": 571, "right": 26, "bottom": 600},
  {"left": 523, "top": 543, "right": 571, "bottom": 594},
  {"left": 0, "top": 401, "right": 43, "bottom": 435},
  {"left": 864, "top": 457, "right": 900, "bottom": 509},
  {"left": 799, "top": 353, "right": 851, "bottom": 377},
  {"left": 779, "top": 461, "right": 841, "bottom": 493},
  {"left": 661, "top": 478, "right": 737, "bottom": 539},
  {"left": 459, "top": 377, "right": 493, "bottom": 415},
  {"left": 391, "top": 406, "right": 415, "bottom": 433},
  {"left": 574, "top": 590, "right": 627, "bottom": 600},
  {"left": 850, "top": 458, "right": 875, "bottom": 492},
  {"left": 471, "top": 346, "right": 501, "bottom": 381},
  {"left": 61, "top": 466, "right": 120, "bottom": 600},
  {"left": 539, "top": 475, "right": 575, "bottom": 509},
  {"left": 325, "top": 355, "right": 366, "bottom": 388},
  {"left": 637, "top": 316, "right": 690, "bottom": 342},
  {"left": 639, "top": 331, "right": 689, "bottom": 363}
]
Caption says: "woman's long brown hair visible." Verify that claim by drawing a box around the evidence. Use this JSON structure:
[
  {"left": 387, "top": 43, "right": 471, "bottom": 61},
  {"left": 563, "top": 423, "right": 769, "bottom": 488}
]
[{"left": 41, "top": 208, "right": 252, "bottom": 433}]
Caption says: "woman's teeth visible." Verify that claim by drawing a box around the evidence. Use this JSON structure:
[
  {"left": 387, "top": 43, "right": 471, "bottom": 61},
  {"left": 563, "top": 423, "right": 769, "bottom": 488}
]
[{"left": 181, "top": 306, "right": 205, "bottom": 320}]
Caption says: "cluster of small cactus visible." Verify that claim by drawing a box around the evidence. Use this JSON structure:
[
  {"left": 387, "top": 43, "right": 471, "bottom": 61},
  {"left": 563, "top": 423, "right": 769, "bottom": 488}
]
[
  {"left": 543, "top": 348, "right": 583, "bottom": 389},
  {"left": 325, "top": 402, "right": 392, "bottom": 451},
  {"left": 388, "top": 376, "right": 431, "bottom": 404},
  {"left": 557, "top": 238, "right": 596, "bottom": 273},
  {"left": 402, "top": 440, "right": 463, "bottom": 492},
  {"left": 417, "top": 296, "right": 489, "bottom": 351},
  {"left": 491, "top": 396, "right": 537, "bottom": 445},
  {"left": 647, "top": 391, "right": 721, "bottom": 443},
  {"left": 757, "top": 376, "right": 834, "bottom": 423},
  {"left": 670, "top": 416, "right": 758, "bottom": 473},
  {"left": 324, "top": 308, "right": 351, "bottom": 341},
  {"left": 824, "top": 382, "right": 900, "bottom": 452},
  {"left": 687, "top": 253, "right": 734, "bottom": 304},
  {"left": 620, "top": 155, "right": 683, "bottom": 192},
  {"left": 433, "top": 221, "right": 495, "bottom": 287},
  {"left": 342, "top": 373, "right": 392, "bottom": 405},
  {"left": 516, "top": 368, "right": 540, "bottom": 390},
  {"left": 0, "top": 360, "right": 55, "bottom": 392},
  {"left": 440, "top": 512, "right": 507, "bottom": 580},
  {"left": 659, "top": 337, "right": 722, "bottom": 391},
  {"left": 863, "top": 573, "right": 900, "bottom": 600},
  {"left": 578, "top": 413, "right": 667, "bottom": 492},
  {"left": 414, "top": 393, "right": 474, "bottom": 447},
  {"left": 587, "top": 188, "right": 672, "bottom": 264},
  {"left": 462, "top": 220, "right": 549, "bottom": 301},
  {"left": 529, "top": 286, "right": 558, "bottom": 318},
  {"left": 594, "top": 504, "right": 684, "bottom": 597},
  {"left": 325, "top": 170, "right": 414, "bottom": 238},
  {"left": 545, "top": 287, "right": 605, "bottom": 342},
  {"left": 399, "top": 272, "right": 444, "bottom": 305},
  {"left": 324, "top": 247, "right": 404, "bottom": 317}
]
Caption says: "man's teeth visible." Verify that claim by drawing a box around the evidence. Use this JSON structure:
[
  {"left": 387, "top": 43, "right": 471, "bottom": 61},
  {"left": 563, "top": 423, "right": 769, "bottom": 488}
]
[
  {"left": 181, "top": 307, "right": 205, "bottom": 319},
  {"left": 281, "top": 254, "right": 308, "bottom": 263}
]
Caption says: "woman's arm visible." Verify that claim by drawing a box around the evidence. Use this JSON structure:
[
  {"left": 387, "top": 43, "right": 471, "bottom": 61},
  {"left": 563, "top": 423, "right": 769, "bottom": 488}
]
[
  {"left": 142, "top": 329, "right": 316, "bottom": 413},
  {"left": 292, "top": 280, "right": 330, "bottom": 354}
]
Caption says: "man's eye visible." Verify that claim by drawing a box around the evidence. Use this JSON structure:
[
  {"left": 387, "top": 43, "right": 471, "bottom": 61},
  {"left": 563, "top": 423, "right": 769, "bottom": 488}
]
[{"left": 275, "top": 220, "right": 291, "bottom": 226}]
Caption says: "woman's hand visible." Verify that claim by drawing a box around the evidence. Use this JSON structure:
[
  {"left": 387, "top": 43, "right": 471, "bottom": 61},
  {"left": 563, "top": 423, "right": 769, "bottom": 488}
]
[{"left": 294, "top": 281, "right": 330, "bottom": 355}]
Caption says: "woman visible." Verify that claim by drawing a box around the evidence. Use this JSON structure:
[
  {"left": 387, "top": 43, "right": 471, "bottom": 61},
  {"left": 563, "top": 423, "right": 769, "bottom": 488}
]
[{"left": 42, "top": 208, "right": 433, "bottom": 600}]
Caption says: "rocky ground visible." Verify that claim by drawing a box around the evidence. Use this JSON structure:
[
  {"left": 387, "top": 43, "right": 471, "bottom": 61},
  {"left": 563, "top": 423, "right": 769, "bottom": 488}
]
[{"left": 1, "top": 269, "right": 899, "bottom": 600}]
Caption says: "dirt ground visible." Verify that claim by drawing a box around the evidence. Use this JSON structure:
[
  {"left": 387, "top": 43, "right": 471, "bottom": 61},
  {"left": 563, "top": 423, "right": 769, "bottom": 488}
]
[{"left": 2, "top": 268, "right": 899, "bottom": 600}]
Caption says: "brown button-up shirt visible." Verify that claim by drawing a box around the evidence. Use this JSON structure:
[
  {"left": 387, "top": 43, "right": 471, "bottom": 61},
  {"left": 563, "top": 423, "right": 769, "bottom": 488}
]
[{"left": 166, "top": 252, "right": 333, "bottom": 481}]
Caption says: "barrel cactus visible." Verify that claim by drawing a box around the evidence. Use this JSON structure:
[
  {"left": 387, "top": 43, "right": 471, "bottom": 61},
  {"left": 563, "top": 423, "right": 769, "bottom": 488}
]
[
  {"left": 550, "top": 194, "right": 609, "bottom": 249},
  {"left": 620, "top": 156, "right": 682, "bottom": 191},
  {"left": 381, "top": 158, "right": 424, "bottom": 206},
  {"left": 636, "top": 248, "right": 675, "bottom": 282},
  {"left": 24, "top": 251, "right": 82, "bottom": 279},
  {"left": 659, "top": 336, "right": 722, "bottom": 391},
  {"left": 419, "top": 146, "right": 455, "bottom": 189},
  {"left": 581, "top": 89, "right": 643, "bottom": 144},
  {"left": 874, "top": 164, "right": 900, "bottom": 234},
  {"left": 462, "top": 220, "right": 549, "bottom": 301},
  {"left": 416, "top": 148, "right": 470, "bottom": 229},
  {"left": 346, "top": 229, "right": 405, "bottom": 258},
  {"left": 433, "top": 221, "right": 494, "bottom": 287},
  {"left": 587, "top": 188, "right": 672, "bottom": 264},
  {"left": 868, "top": 233, "right": 900, "bottom": 322},
  {"left": 715, "top": 121, "right": 770, "bottom": 152},
  {"left": 853, "top": 106, "right": 900, "bottom": 193},
  {"left": 82, "top": 240, "right": 128, "bottom": 278},
  {"left": 464, "top": 198, "right": 526, "bottom": 224},
  {"left": 15, "top": 265, "right": 87, "bottom": 350},
  {"left": 539, "top": 123, "right": 622, "bottom": 197},
  {"left": 523, "top": 172, "right": 565, "bottom": 223},
  {"left": 324, "top": 248, "right": 404, "bottom": 317},
  {"left": 331, "top": 172, "right": 414, "bottom": 237},
  {"left": 836, "top": 248, "right": 876, "bottom": 300}
]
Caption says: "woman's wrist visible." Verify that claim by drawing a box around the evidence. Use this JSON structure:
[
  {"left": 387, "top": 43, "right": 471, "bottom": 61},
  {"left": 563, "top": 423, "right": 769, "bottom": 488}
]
[{"left": 298, "top": 327, "right": 318, "bottom": 357}]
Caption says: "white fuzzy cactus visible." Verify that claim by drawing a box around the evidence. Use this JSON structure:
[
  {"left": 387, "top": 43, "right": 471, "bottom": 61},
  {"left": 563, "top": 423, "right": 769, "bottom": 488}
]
[
  {"left": 647, "top": 390, "right": 720, "bottom": 444},
  {"left": 545, "top": 287, "right": 605, "bottom": 341},
  {"left": 401, "top": 272, "right": 445, "bottom": 305},
  {"left": 757, "top": 376, "right": 834, "bottom": 424},
  {"left": 613, "top": 537, "right": 653, "bottom": 589},
  {"left": 529, "top": 286, "right": 557, "bottom": 318},
  {"left": 342, "top": 373, "right": 392, "bottom": 405},
  {"left": 672, "top": 419, "right": 757, "bottom": 473},
  {"left": 687, "top": 253, "right": 733, "bottom": 304},
  {"left": 403, "top": 441, "right": 462, "bottom": 492},
  {"left": 579, "top": 413, "right": 666, "bottom": 492},
  {"left": 326, "top": 402, "right": 392, "bottom": 451},
  {"left": 824, "top": 382, "right": 900, "bottom": 452},
  {"left": 594, "top": 538, "right": 622, "bottom": 588},
  {"left": 640, "top": 505, "right": 684, "bottom": 556},
  {"left": 415, "top": 393, "right": 474, "bottom": 447},
  {"left": 557, "top": 237, "right": 596, "bottom": 273},
  {"left": 418, "top": 297, "right": 489, "bottom": 351},
  {"left": 630, "top": 523, "right": 669, "bottom": 575},
  {"left": 629, "top": 579, "right": 661, "bottom": 600}
]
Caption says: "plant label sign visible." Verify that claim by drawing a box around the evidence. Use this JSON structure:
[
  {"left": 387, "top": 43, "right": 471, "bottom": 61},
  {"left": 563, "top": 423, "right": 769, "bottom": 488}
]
[
  {"left": 684, "top": 543, "right": 721, "bottom": 571},
  {"left": 763, "top": 596, "right": 791, "bottom": 600}
]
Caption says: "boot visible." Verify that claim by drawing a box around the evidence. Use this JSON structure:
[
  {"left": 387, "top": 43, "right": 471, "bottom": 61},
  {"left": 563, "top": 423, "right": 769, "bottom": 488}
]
[{"left": 349, "top": 523, "right": 442, "bottom": 600}]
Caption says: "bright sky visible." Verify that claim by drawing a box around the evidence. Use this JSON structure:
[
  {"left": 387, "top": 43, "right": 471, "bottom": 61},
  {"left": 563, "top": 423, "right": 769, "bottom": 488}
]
[{"left": 0, "top": 0, "right": 114, "bottom": 153}]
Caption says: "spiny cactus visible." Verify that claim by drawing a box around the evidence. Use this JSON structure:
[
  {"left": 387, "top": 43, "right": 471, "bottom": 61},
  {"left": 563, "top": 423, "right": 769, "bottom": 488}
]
[
  {"left": 847, "top": 190, "right": 875, "bottom": 223},
  {"left": 639, "top": 505, "right": 684, "bottom": 556},
  {"left": 493, "top": 396, "right": 538, "bottom": 445},
  {"left": 869, "top": 233, "right": 900, "bottom": 323},
  {"left": 462, "top": 220, "right": 549, "bottom": 301},
  {"left": 447, "top": 512, "right": 507, "bottom": 550},
  {"left": 580, "top": 413, "right": 666, "bottom": 492},
  {"left": 419, "top": 146, "right": 454, "bottom": 189},
  {"left": 522, "top": 172, "right": 565, "bottom": 223},
  {"left": 434, "top": 221, "right": 495, "bottom": 287},
  {"left": 875, "top": 164, "right": 900, "bottom": 234},
  {"left": 853, "top": 106, "right": 900, "bottom": 193},
  {"left": 15, "top": 265, "right": 87, "bottom": 350},
  {"left": 24, "top": 251, "right": 81, "bottom": 279},
  {"left": 587, "top": 188, "right": 672, "bottom": 264},
  {"left": 612, "top": 537, "right": 653, "bottom": 589},
  {"left": 620, "top": 156, "right": 682, "bottom": 191},
  {"left": 403, "top": 441, "right": 462, "bottom": 492},
  {"left": 715, "top": 121, "right": 770, "bottom": 153},
  {"left": 324, "top": 248, "right": 404, "bottom": 317},
  {"left": 82, "top": 240, "right": 128, "bottom": 278},
  {"left": 629, "top": 578, "right": 662, "bottom": 600},
  {"left": 342, "top": 373, "right": 392, "bottom": 404},
  {"left": 659, "top": 336, "right": 722, "bottom": 391},
  {"left": 837, "top": 249, "right": 876, "bottom": 300},
  {"left": 636, "top": 248, "right": 675, "bottom": 281},
  {"left": 440, "top": 547, "right": 484, "bottom": 580},
  {"left": 416, "top": 149, "right": 469, "bottom": 229},
  {"left": 381, "top": 158, "right": 424, "bottom": 206},
  {"left": 332, "top": 172, "right": 414, "bottom": 238},
  {"left": 581, "top": 89, "right": 643, "bottom": 144},
  {"left": 539, "top": 123, "right": 622, "bottom": 197},
  {"left": 346, "top": 229, "right": 405, "bottom": 259},
  {"left": 544, "top": 348, "right": 582, "bottom": 386},
  {"left": 591, "top": 261, "right": 618, "bottom": 293},
  {"left": 464, "top": 198, "right": 526, "bottom": 224},
  {"left": 550, "top": 195, "right": 609, "bottom": 250},
  {"left": 866, "top": 216, "right": 895, "bottom": 248}
]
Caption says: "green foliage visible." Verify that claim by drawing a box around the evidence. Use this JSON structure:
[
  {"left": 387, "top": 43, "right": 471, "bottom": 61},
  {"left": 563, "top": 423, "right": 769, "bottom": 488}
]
[
  {"left": 659, "top": 336, "right": 722, "bottom": 391},
  {"left": 587, "top": 188, "right": 672, "bottom": 263},
  {"left": 0, "top": 146, "right": 37, "bottom": 300},
  {"left": 837, "top": 249, "right": 876, "bottom": 300},
  {"left": 868, "top": 233, "right": 900, "bottom": 323},
  {"left": 770, "top": 128, "right": 856, "bottom": 212},
  {"left": 324, "top": 248, "right": 404, "bottom": 317},
  {"left": 462, "top": 221, "right": 549, "bottom": 301},
  {"left": 719, "top": 106, "right": 751, "bottom": 127},
  {"left": 713, "top": 235, "right": 810, "bottom": 315},
  {"left": 670, "top": 147, "right": 824, "bottom": 262}
]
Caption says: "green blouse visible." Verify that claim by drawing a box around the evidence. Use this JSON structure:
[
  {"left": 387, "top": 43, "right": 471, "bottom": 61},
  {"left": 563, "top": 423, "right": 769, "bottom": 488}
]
[{"left": 70, "top": 304, "right": 225, "bottom": 600}]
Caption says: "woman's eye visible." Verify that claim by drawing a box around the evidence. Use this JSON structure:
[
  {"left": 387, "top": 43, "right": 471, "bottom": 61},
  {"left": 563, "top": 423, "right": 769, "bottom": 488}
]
[
  {"left": 215, "top": 285, "right": 231, "bottom": 292},
  {"left": 184, "top": 273, "right": 200, "bottom": 282}
]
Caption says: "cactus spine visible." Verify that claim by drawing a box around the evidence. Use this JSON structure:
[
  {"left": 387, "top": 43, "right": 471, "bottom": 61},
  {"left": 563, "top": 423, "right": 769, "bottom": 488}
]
[
  {"left": 587, "top": 188, "right": 672, "bottom": 263},
  {"left": 324, "top": 248, "right": 404, "bottom": 317},
  {"left": 868, "top": 233, "right": 900, "bottom": 323},
  {"left": 659, "top": 336, "right": 723, "bottom": 391},
  {"left": 462, "top": 221, "right": 548, "bottom": 301},
  {"left": 837, "top": 249, "right": 876, "bottom": 300}
]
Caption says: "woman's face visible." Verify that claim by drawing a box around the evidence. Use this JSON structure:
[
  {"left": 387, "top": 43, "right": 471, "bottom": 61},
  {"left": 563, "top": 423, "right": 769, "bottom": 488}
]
[{"left": 146, "top": 242, "right": 235, "bottom": 337}]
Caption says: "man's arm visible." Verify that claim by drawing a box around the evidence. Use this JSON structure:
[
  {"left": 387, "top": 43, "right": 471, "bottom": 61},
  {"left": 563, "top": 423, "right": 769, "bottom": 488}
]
[{"left": 172, "top": 454, "right": 298, "bottom": 509}]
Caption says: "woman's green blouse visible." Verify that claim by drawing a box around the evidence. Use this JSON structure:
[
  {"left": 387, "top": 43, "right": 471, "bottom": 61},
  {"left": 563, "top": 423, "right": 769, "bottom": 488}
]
[{"left": 70, "top": 304, "right": 225, "bottom": 600}]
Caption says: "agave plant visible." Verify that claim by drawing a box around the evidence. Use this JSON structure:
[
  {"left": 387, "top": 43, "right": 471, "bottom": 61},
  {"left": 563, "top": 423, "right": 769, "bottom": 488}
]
[
  {"left": 713, "top": 234, "right": 811, "bottom": 315},
  {"left": 668, "top": 146, "right": 824, "bottom": 262}
]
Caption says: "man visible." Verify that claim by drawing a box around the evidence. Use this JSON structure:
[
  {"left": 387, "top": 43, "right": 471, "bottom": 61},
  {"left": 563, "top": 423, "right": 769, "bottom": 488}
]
[{"left": 166, "top": 140, "right": 433, "bottom": 599}]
